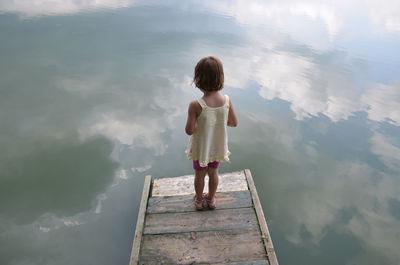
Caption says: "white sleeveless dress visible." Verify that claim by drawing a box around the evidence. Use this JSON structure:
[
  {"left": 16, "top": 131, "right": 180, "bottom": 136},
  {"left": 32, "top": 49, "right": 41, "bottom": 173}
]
[{"left": 186, "top": 94, "right": 231, "bottom": 167}]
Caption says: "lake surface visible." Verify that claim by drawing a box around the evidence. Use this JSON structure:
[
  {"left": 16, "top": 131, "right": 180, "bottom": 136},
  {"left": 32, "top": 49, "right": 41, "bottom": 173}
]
[{"left": 1, "top": 1, "right": 400, "bottom": 264}]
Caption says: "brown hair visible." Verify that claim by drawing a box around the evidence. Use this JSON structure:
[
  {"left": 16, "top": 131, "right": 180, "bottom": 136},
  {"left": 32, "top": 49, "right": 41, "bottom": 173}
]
[{"left": 193, "top": 56, "right": 224, "bottom": 91}]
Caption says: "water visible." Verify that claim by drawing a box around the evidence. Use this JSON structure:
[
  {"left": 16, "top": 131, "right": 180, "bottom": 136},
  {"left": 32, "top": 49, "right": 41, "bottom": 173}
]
[{"left": 1, "top": 1, "right": 400, "bottom": 264}]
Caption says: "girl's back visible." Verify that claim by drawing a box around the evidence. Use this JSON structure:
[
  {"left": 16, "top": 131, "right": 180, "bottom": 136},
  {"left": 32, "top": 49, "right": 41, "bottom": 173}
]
[
  {"left": 201, "top": 92, "right": 226, "bottom": 108},
  {"left": 187, "top": 93, "right": 230, "bottom": 167}
]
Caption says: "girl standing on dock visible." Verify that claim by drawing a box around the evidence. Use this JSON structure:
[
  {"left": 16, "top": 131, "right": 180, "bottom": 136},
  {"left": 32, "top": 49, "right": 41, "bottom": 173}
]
[{"left": 185, "top": 56, "right": 238, "bottom": 210}]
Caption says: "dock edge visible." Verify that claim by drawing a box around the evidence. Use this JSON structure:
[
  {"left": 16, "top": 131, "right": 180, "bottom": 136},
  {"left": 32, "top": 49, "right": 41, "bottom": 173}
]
[
  {"left": 129, "top": 175, "right": 152, "bottom": 265},
  {"left": 245, "top": 169, "right": 279, "bottom": 265}
]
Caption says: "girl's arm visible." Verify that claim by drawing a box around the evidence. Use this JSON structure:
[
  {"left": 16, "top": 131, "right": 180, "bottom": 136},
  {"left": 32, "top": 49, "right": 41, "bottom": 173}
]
[
  {"left": 227, "top": 98, "right": 238, "bottom": 127},
  {"left": 185, "top": 100, "right": 201, "bottom": 135}
]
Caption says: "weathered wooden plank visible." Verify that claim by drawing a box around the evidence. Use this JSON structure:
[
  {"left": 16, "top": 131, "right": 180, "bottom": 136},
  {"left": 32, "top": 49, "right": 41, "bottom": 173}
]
[
  {"left": 216, "top": 260, "right": 269, "bottom": 265},
  {"left": 147, "top": 190, "right": 252, "bottom": 214},
  {"left": 139, "top": 228, "right": 267, "bottom": 264},
  {"left": 152, "top": 170, "right": 247, "bottom": 197},
  {"left": 144, "top": 207, "right": 258, "bottom": 234},
  {"left": 245, "top": 169, "right": 279, "bottom": 265},
  {"left": 129, "top": 175, "right": 152, "bottom": 265}
]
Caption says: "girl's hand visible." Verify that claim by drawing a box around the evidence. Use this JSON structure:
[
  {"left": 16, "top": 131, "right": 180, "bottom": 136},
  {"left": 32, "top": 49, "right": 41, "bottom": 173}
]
[{"left": 227, "top": 98, "right": 238, "bottom": 127}]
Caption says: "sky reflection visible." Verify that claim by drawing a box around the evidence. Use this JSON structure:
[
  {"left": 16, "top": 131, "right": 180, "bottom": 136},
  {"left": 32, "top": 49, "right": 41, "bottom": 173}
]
[
  {"left": 0, "top": 1, "right": 399, "bottom": 265},
  {"left": 0, "top": 0, "right": 135, "bottom": 17}
]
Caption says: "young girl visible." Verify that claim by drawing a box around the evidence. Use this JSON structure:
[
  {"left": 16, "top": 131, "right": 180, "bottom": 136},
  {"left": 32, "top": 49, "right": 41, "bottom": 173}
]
[{"left": 185, "top": 56, "right": 238, "bottom": 210}]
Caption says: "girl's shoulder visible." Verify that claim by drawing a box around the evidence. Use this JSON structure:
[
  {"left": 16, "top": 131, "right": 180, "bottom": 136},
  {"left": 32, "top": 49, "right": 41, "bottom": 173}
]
[{"left": 188, "top": 99, "right": 202, "bottom": 115}]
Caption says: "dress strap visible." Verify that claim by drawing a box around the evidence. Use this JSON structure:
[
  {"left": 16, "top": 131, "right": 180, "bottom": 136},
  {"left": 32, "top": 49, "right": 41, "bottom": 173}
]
[
  {"left": 224, "top": 94, "right": 230, "bottom": 107},
  {"left": 197, "top": 98, "right": 207, "bottom": 109}
]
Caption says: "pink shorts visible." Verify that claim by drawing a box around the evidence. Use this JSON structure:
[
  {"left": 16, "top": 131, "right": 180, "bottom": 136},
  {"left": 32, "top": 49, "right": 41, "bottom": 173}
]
[{"left": 193, "top": 160, "right": 220, "bottom": 171}]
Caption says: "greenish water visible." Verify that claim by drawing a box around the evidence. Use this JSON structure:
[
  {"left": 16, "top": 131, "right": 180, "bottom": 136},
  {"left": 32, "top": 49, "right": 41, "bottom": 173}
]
[{"left": 1, "top": 1, "right": 400, "bottom": 264}]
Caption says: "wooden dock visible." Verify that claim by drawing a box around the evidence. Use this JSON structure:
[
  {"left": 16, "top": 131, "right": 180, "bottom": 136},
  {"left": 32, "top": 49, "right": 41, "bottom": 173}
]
[{"left": 129, "top": 169, "right": 278, "bottom": 265}]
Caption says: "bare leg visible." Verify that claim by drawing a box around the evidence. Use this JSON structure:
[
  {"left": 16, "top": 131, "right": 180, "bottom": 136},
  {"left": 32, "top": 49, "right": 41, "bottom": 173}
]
[
  {"left": 207, "top": 167, "right": 219, "bottom": 199},
  {"left": 194, "top": 170, "right": 207, "bottom": 200}
]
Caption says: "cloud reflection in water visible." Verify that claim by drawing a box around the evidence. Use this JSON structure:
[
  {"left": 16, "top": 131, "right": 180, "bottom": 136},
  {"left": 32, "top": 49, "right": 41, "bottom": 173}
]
[{"left": 0, "top": 1, "right": 400, "bottom": 265}]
